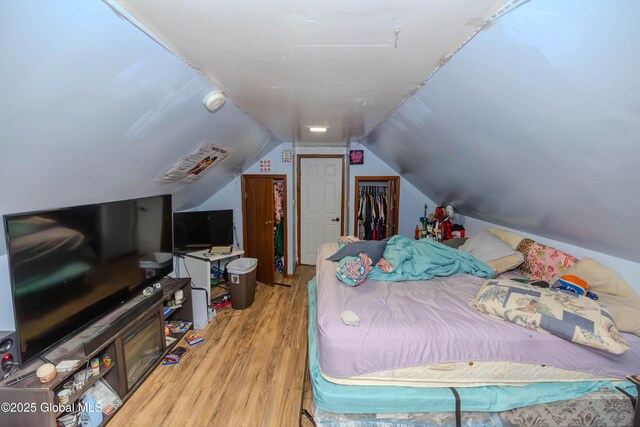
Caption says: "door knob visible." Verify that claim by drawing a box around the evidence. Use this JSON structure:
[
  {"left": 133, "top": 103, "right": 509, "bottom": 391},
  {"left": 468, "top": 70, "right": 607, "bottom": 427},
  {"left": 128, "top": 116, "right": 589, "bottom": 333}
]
[
  {"left": 265, "top": 220, "right": 272, "bottom": 225},
  {"left": 331, "top": 217, "right": 340, "bottom": 222}
]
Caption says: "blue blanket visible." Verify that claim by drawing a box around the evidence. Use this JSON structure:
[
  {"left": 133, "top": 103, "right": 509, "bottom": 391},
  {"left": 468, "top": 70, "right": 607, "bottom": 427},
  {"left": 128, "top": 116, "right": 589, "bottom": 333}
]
[{"left": 368, "top": 235, "right": 495, "bottom": 281}]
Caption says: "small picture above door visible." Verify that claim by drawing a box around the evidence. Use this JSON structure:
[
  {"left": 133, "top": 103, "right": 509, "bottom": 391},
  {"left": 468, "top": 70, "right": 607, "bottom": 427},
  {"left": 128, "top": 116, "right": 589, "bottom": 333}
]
[{"left": 354, "top": 176, "right": 400, "bottom": 240}]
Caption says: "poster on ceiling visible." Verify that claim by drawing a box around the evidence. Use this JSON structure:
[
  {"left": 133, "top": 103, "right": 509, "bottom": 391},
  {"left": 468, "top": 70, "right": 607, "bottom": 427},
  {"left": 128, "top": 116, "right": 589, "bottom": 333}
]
[{"left": 154, "top": 141, "right": 234, "bottom": 183}]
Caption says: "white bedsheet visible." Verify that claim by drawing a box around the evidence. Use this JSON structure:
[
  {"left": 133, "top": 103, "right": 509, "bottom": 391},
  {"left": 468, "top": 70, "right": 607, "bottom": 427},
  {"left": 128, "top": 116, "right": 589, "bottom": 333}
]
[{"left": 321, "top": 360, "right": 612, "bottom": 388}]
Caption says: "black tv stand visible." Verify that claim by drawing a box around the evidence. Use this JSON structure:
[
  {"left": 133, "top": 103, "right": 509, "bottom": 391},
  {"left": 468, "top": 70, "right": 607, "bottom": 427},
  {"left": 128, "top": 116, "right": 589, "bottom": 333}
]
[
  {"left": 83, "top": 291, "right": 163, "bottom": 356},
  {"left": 0, "top": 277, "right": 193, "bottom": 427}
]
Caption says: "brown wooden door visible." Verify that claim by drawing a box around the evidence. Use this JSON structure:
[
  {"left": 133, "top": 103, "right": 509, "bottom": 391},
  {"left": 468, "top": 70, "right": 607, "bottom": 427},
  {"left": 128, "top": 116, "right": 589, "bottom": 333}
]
[
  {"left": 386, "top": 177, "right": 399, "bottom": 236},
  {"left": 242, "top": 175, "right": 275, "bottom": 285}
]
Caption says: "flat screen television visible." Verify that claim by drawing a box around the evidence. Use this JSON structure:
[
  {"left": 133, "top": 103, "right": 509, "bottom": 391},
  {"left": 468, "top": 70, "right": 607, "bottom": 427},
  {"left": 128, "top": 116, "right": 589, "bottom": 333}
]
[
  {"left": 3, "top": 195, "right": 173, "bottom": 365},
  {"left": 173, "top": 210, "right": 234, "bottom": 254}
]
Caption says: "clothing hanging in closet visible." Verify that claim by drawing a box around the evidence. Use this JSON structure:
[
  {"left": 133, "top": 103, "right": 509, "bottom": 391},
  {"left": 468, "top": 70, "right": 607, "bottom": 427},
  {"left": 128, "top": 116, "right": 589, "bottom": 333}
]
[
  {"left": 273, "top": 180, "right": 285, "bottom": 273},
  {"left": 357, "top": 185, "right": 388, "bottom": 241}
]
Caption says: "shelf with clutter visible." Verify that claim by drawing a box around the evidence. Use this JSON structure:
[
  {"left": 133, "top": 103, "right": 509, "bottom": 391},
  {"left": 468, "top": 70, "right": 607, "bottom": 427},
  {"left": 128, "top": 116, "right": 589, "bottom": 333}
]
[{"left": 415, "top": 204, "right": 465, "bottom": 242}]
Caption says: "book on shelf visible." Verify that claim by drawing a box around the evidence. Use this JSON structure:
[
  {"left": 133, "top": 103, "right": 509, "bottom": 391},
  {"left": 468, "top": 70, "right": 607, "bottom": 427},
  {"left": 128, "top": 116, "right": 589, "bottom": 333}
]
[
  {"left": 184, "top": 333, "right": 204, "bottom": 346},
  {"left": 166, "top": 336, "right": 177, "bottom": 346},
  {"left": 163, "top": 306, "right": 176, "bottom": 318},
  {"left": 166, "top": 320, "right": 192, "bottom": 334}
]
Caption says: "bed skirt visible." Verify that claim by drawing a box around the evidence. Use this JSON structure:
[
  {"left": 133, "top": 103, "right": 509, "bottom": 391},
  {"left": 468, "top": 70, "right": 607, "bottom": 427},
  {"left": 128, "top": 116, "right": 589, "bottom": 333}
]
[{"left": 311, "top": 387, "right": 634, "bottom": 426}]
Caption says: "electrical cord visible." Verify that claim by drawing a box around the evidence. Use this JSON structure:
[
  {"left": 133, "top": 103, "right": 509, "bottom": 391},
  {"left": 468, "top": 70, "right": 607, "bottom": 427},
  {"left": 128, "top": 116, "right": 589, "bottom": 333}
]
[{"left": 214, "top": 309, "right": 245, "bottom": 323}]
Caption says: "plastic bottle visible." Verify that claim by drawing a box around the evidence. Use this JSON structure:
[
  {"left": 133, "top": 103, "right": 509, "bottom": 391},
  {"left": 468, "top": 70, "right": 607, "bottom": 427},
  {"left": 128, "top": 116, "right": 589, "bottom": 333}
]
[{"left": 415, "top": 225, "right": 420, "bottom": 239}]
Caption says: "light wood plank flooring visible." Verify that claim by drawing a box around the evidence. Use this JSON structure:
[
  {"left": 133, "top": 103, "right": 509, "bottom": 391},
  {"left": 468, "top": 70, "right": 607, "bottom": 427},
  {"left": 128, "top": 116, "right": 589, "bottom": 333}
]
[{"left": 110, "top": 265, "right": 315, "bottom": 427}]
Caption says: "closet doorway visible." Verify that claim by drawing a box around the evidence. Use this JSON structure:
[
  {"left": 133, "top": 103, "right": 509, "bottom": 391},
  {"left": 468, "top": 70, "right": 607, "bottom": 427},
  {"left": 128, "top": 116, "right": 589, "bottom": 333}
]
[
  {"left": 241, "top": 174, "right": 288, "bottom": 285},
  {"left": 354, "top": 176, "right": 400, "bottom": 240}
]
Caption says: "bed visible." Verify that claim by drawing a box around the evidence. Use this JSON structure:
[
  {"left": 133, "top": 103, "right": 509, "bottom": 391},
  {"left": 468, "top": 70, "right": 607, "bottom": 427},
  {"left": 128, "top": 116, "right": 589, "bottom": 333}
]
[{"left": 307, "top": 242, "right": 640, "bottom": 426}]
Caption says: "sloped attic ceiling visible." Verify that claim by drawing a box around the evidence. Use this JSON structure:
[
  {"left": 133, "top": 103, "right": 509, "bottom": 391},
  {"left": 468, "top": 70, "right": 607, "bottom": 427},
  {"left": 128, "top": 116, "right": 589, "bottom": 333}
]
[
  {"left": 111, "top": 0, "right": 512, "bottom": 144},
  {"left": 0, "top": 0, "right": 279, "bottom": 253},
  {"left": 366, "top": 0, "right": 640, "bottom": 262}
]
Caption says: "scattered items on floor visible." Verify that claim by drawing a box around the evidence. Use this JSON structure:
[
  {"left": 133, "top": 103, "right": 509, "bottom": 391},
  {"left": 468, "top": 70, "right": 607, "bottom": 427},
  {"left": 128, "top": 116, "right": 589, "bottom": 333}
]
[
  {"left": 163, "top": 346, "right": 190, "bottom": 365},
  {"left": 185, "top": 333, "right": 204, "bottom": 346},
  {"left": 340, "top": 310, "right": 360, "bottom": 326},
  {"left": 36, "top": 363, "right": 56, "bottom": 383},
  {"left": 212, "top": 292, "right": 231, "bottom": 310}
]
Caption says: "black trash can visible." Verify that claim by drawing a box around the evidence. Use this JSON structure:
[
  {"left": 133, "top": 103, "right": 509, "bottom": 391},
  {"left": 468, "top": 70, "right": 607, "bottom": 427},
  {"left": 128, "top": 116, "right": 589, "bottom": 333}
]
[{"left": 226, "top": 258, "right": 258, "bottom": 309}]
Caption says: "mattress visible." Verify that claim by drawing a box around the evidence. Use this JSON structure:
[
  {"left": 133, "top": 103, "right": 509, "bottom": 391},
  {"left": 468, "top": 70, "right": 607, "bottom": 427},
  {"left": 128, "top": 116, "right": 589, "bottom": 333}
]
[
  {"left": 308, "top": 276, "right": 639, "bottom": 415},
  {"left": 315, "top": 243, "right": 640, "bottom": 380},
  {"left": 321, "top": 360, "right": 610, "bottom": 388}
]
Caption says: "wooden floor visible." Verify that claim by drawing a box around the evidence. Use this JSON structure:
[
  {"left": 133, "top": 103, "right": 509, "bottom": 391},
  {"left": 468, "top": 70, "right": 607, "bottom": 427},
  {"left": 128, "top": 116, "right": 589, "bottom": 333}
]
[{"left": 111, "top": 265, "right": 315, "bottom": 427}]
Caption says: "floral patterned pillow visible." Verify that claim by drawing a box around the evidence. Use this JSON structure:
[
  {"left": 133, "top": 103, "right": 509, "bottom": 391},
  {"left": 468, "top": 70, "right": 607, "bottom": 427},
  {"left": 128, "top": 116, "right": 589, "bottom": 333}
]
[
  {"left": 527, "top": 242, "right": 578, "bottom": 283},
  {"left": 337, "top": 235, "right": 360, "bottom": 249},
  {"left": 515, "top": 238, "right": 535, "bottom": 275},
  {"left": 471, "top": 279, "right": 629, "bottom": 354},
  {"left": 336, "top": 253, "right": 372, "bottom": 287}
]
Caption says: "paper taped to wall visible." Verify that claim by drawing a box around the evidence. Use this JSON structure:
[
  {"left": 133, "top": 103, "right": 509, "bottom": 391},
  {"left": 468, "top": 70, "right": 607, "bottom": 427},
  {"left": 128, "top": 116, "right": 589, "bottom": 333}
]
[{"left": 155, "top": 141, "right": 234, "bottom": 183}]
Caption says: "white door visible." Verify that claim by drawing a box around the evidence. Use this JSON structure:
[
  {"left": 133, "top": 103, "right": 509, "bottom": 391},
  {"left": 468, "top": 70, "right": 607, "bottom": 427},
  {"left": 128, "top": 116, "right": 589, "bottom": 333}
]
[{"left": 300, "top": 157, "right": 343, "bottom": 264}]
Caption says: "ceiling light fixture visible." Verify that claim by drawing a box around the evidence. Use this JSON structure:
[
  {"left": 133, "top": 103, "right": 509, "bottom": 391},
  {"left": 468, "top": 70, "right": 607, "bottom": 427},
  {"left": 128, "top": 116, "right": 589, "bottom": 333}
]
[{"left": 308, "top": 126, "right": 328, "bottom": 133}]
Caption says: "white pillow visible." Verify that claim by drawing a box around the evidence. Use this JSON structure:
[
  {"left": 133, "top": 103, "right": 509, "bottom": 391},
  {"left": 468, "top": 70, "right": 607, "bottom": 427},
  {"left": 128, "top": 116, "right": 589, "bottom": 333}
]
[
  {"left": 459, "top": 231, "right": 521, "bottom": 262},
  {"left": 459, "top": 231, "right": 525, "bottom": 274}
]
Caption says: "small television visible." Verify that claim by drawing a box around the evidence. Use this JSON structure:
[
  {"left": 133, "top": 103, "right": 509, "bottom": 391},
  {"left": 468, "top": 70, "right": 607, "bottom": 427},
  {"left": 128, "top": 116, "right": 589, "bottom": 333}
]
[
  {"left": 3, "top": 195, "right": 173, "bottom": 365},
  {"left": 173, "top": 210, "right": 234, "bottom": 254}
]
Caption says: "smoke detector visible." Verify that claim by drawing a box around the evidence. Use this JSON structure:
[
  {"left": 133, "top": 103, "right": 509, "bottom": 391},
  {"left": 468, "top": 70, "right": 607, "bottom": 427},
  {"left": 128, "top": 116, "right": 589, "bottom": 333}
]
[{"left": 203, "top": 90, "right": 225, "bottom": 113}]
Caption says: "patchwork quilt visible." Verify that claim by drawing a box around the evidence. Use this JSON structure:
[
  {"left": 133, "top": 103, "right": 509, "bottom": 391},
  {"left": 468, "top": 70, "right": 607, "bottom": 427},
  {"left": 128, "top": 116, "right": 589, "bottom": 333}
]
[{"left": 471, "top": 279, "right": 629, "bottom": 354}]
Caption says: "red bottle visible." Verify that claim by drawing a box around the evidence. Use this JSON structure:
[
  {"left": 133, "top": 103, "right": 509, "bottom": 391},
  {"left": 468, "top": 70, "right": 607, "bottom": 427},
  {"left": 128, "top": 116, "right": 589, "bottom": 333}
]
[{"left": 415, "top": 225, "right": 420, "bottom": 239}]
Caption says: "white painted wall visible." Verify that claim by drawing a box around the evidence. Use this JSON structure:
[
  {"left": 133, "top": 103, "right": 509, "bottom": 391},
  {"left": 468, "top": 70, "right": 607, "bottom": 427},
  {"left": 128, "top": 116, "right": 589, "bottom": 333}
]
[
  {"left": 0, "top": 0, "right": 279, "bottom": 331},
  {"left": 347, "top": 143, "right": 436, "bottom": 239},
  {"left": 461, "top": 216, "right": 640, "bottom": 294},
  {"left": 365, "top": 0, "right": 640, "bottom": 264},
  {"left": 198, "top": 143, "right": 295, "bottom": 275},
  {"left": 200, "top": 143, "right": 437, "bottom": 273}
]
